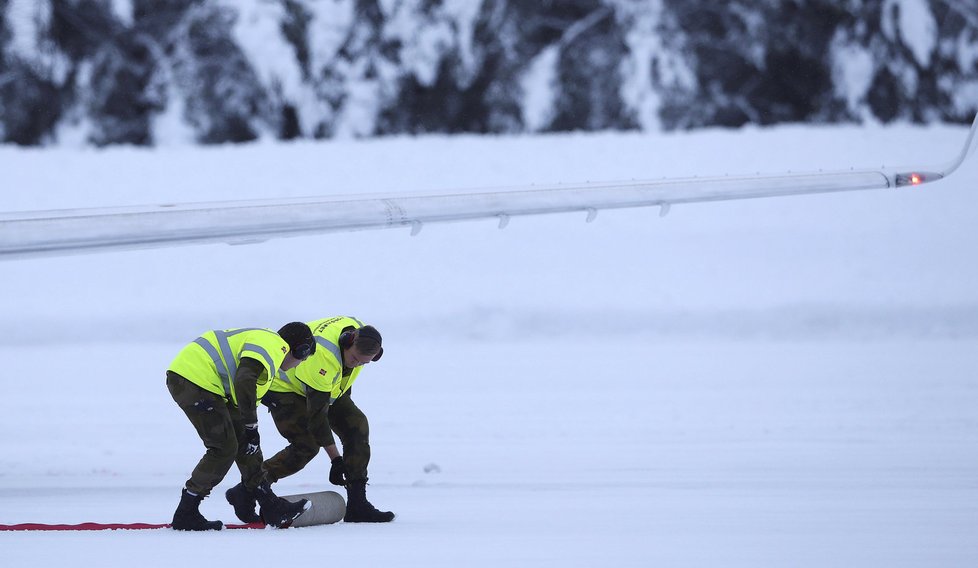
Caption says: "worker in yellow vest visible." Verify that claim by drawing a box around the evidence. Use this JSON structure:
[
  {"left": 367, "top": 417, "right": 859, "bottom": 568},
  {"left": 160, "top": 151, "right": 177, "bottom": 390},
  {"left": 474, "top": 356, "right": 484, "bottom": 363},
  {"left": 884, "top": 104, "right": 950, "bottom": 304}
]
[
  {"left": 166, "top": 322, "right": 316, "bottom": 530},
  {"left": 225, "top": 316, "right": 394, "bottom": 523}
]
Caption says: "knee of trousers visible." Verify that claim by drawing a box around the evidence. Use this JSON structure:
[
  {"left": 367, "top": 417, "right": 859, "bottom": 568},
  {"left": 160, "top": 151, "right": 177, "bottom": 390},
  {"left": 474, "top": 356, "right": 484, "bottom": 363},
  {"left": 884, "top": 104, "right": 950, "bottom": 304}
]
[
  {"left": 292, "top": 441, "right": 319, "bottom": 464},
  {"left": 205, "top": 439, "right": 239, "bottom": 463},
  {"left": 270, "top": 440, "right": 317, "bottom": 468}
]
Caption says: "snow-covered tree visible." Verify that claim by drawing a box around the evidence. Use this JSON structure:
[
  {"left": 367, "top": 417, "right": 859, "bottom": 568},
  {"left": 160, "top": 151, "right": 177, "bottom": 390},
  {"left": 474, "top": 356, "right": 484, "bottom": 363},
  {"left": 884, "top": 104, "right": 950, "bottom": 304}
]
[{"left": 0, "top": 0, "right": 975, "bottom": 145}]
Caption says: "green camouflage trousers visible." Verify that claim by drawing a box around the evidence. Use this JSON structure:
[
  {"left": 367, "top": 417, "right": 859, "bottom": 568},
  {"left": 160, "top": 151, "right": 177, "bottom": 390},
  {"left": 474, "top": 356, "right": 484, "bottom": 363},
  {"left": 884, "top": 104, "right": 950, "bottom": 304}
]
[
  {"left": 166, "top": 372, "right": 265, "bottom": 496},
  {"left": 261, "top": 390, "right": 371, "bottom": 483}
]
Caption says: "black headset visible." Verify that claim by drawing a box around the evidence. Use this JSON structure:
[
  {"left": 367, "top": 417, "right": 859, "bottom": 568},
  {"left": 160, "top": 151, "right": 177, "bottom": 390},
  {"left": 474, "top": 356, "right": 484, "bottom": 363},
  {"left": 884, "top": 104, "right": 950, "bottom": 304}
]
[
  {"left": 292, "top": 339, "right": 315, "bottom": 360},
  {"left": 339, "top": 328, "right": 383, "bottom": 362}
]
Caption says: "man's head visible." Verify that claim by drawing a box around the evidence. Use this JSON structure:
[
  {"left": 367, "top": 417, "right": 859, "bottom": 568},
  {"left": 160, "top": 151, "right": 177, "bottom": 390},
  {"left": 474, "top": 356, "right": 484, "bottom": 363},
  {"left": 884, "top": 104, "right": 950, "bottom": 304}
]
[
  {"left": 340, "top": 325, "right": 383, "bottom": 369},
  {"left": 278, "top": 322, "right": 316, "bottom": 370}
]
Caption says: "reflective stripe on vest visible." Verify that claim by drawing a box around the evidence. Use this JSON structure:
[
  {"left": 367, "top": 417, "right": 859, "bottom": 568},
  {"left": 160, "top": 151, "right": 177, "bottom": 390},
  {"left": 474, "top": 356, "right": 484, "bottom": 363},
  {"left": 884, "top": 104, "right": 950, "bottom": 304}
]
[
  {"left": 315, "top": 336, "right": 342, "bottom": 363},
  {"left": 194, "top": 328, "right": 264, "bottom": 397},
  {"left": 242, "top": 343, "right": 275, "bottom": 376},
  {"left": 314, "top": 336, "right": 344, "bottom": 403}
]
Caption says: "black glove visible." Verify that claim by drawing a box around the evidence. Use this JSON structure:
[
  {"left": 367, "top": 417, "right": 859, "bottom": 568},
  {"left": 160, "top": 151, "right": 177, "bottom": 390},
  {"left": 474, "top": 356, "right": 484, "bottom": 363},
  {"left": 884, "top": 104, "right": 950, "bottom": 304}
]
[
  {"left": 329, "top": 456, "right": 348, "bottom": 486},
  {"left": 243, "top": 424, "right": 261, "bottom": 456}
]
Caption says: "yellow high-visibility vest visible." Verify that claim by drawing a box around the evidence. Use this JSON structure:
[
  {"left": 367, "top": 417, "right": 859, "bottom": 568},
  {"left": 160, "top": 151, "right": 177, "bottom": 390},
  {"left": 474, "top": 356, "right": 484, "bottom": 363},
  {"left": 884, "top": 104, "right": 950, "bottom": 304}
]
[
  {"left": 270, "top": 316, "right": 366, "bottom": 404},
  {"left": 168, "top": 328, "right": 289, "bottom": 406}
]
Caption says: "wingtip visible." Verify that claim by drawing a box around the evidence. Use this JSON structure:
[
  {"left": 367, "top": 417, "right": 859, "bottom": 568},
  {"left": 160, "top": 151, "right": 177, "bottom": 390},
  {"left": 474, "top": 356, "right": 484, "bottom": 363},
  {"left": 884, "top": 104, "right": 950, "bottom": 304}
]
[{"left": 936, "top": 111, "right": 978, "bottom": 178}]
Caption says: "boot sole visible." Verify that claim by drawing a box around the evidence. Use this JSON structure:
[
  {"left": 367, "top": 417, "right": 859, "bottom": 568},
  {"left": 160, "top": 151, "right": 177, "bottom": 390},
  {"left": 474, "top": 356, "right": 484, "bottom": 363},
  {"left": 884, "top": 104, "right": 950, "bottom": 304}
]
[
  {"left": 172, "top": 522, "right": 224, "bottom": 531},
  {"left": 344, "top": 512, "right": 395, "bottom": 523}
]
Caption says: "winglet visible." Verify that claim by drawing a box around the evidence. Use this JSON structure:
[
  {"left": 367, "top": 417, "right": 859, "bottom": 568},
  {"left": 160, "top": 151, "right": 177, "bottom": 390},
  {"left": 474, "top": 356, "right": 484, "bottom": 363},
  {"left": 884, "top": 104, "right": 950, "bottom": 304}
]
[
  {"left": 940, "top": 111, "right": 978, "bottom": 177},
  {"left": 890, "top": 112, "right": 978, "bottom": 187}
]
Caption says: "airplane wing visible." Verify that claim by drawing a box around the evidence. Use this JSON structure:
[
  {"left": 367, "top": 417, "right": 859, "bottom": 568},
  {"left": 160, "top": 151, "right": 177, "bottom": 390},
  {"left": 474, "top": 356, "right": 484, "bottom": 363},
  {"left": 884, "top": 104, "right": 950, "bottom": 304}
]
[{"left": 2, "top": 115, "right": 975, "bottom": 261}]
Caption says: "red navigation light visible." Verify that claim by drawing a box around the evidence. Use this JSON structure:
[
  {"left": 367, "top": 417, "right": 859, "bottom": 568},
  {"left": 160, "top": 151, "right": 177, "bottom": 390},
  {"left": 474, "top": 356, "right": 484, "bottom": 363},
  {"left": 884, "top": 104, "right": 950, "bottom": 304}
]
[{"left": 895, "top": 171, "right": 941, "bottom": 187}]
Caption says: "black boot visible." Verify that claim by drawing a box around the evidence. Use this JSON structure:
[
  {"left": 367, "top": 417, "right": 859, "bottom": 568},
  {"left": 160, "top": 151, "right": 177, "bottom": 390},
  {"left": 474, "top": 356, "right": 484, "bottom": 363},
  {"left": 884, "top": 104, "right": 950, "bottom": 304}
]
[
  {"left": 344, "top": 480, "right": 395, "bottom": 523},
  {"left": 172, "top": 489, "right": 223, "bottom": 531},
  {"left": 225, "top": 482, "right": 261, "bottom": 524},
  {"left": 255, "top": 481, "right": 310, "bottom": 528}
]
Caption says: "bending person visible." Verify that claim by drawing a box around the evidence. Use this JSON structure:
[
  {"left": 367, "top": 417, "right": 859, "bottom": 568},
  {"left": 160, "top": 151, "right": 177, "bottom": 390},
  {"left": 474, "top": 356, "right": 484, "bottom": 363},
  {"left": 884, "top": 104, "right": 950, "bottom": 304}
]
[
  {"left": 167, "top": 322, "right": 316, "bottom": 530},
  {"left": 226, "top": 316, "right": 394, "bottom": 523}
]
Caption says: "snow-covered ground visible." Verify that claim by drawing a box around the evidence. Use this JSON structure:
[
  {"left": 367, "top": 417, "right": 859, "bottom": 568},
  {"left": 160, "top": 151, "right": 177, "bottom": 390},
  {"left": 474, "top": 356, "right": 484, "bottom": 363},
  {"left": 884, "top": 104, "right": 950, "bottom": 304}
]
[{"left": 1, "top": 122, "right": 977, "bottom": 567}]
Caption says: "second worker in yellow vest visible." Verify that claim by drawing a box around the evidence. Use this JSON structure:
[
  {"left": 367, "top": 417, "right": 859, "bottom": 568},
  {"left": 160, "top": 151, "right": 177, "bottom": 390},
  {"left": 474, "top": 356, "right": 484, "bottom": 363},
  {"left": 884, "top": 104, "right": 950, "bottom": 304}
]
[{"left": 224, "top": 316, "right": 395, "bottom": 523}]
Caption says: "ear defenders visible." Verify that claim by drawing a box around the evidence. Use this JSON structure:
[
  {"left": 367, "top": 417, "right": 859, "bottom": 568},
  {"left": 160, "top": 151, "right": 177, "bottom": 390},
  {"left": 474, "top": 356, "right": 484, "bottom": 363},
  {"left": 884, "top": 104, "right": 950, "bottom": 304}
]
[
  {"left": 339, "top": 328, "right": 383, "bottom": 362},
  {"left": 338, "top": 329, "right": 355, "bottom": 349},
  {"left": 292, "top": 340, "right": 315, "bottom": 359}
]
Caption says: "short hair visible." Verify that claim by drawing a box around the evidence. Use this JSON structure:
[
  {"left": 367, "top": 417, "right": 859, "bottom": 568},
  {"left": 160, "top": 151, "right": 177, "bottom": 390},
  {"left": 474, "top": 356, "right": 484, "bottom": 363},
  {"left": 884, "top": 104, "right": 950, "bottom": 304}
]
[{"left": 355, "top": 325, "right": 382, "bottom": 356}]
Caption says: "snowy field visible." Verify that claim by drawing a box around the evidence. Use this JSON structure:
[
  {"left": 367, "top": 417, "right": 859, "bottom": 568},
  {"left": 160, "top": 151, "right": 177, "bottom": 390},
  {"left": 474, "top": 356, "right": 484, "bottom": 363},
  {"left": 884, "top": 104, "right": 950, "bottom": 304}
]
[{"left": 1, "top": 122, "right": 977, "bottom": 567}]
